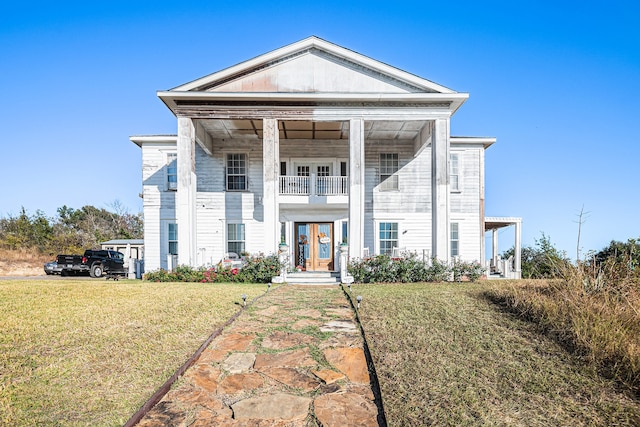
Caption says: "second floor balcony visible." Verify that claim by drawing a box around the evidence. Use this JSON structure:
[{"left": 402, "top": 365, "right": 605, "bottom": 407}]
[{"left": 279, "top": 175, "right": 348, "bottom": 197}]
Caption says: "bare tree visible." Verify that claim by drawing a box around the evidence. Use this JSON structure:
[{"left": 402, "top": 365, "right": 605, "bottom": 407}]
[{"left": 574, "top": 205, "right": 590, "bottom": 263}]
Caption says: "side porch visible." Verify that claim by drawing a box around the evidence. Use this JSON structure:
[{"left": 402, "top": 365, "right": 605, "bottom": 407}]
[{"left": 485, "top": 217, "right": 522, "bottom": 279}]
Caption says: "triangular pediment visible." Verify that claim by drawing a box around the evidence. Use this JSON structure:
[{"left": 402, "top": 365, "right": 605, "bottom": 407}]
[{"left": 171, "top": 36, "right": 454, "bottom": 95}]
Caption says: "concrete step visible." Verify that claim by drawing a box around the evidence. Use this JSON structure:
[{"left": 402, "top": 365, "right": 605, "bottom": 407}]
[{"left": 286, "top": 271, "right": 341, "bottom": 285}]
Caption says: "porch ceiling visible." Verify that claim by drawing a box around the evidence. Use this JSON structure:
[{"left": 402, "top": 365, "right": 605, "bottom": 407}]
[
  {"left": 485, "top": 217, "right": 522, "bottom": 231},
  {"left": 199, "top": 119, "right": 427, "bottom": 140}
]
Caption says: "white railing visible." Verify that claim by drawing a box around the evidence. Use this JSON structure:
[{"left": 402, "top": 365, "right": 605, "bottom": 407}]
[
  {"left": 316, "top": 176, "right": 348, "bottom": 196},
  {"left": 279, "top": 176, "right": 348, "bottom": 196},
  {"left": 280, "top": 176, "right": 309, "bottom": 195}
]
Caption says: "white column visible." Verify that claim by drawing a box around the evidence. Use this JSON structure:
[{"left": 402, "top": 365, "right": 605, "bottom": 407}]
[
  {"left": 431, "top": 118, "right": 450, "bottom": 261},
  {"left": 263, "top": 118, "right": 279, "bottom": 255},
  {"left": 492, "top": 228, "right": 499, "bottom": 266},
  {"left": 176, "top": 117, "right": 197, "bottom": 266},
  {"left": 349, "top": 118, "right": 365, "bottom": 259},
  {"left": 514, "top": 220, "right": 522, "bottom": 279}
]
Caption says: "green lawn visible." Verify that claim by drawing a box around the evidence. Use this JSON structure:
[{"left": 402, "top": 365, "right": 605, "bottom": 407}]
[
  {"left": 0, "top": 279, "right": 265, "bottom": 426},
  {"left": 350, "top": 282, "right": 640, "bottom": 426}
]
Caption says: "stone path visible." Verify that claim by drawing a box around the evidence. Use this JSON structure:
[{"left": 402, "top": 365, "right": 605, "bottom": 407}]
[{"left": 136, "top": 285, "right": 383, "bottom": 426}]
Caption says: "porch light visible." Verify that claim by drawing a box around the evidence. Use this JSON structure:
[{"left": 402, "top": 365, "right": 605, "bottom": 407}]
[
  {"left": 241, "top": 294, "right": 247, "bottom": 307},
  {"left": 356, "top": 295, "right": 362, "bottom": 309}
]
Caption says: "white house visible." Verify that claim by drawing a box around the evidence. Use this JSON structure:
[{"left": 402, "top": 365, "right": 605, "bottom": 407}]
[{"left": 131, "top": 36, "right": 521, "bottom": 278}]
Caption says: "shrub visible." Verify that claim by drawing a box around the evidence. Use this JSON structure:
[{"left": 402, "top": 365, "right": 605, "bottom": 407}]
[
  {"left": 143, "top": 254, "right": 281, "bottom": 283},
  {"left": 451, "top": 259, "right": 485, "bottom": 282},
  {"left": 237, "top": 254, "right": 281, "bottom": 283},
  {"left": 502, "top": 233, "right": 570, "bottom": 279},
  {"left": 347, "top": 253, "right": 483, "bottom": 283}
]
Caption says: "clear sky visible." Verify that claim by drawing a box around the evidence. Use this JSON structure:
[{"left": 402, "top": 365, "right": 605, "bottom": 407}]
[{"left": 1, "top": 0, "right": 638, "bottom": 259}]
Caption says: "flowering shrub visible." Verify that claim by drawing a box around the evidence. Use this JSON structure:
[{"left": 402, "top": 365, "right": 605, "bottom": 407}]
[
  {"left": 451, "top": 259, "right": 485, "bottom": 282},
  {"left": 235, "top": 254, "right": 281, "bottom": 283},
  {"left": 144, "top": 254, "right": 281, "bottom": 283},
  {"left": 347, "top": 253, "right": 484, "bottom": 283}
]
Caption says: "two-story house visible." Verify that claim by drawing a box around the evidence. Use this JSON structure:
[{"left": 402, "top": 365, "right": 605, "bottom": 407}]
[{"left": 131, "top": 36, "right": 521, "bottom": 278}]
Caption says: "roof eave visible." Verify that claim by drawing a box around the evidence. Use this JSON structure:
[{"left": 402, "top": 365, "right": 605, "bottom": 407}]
[
  {"left": 451, "top": 136, "right": 497, "bottom": 149},
  {"left": 130, "top": 135, "right": 178, "bottom": 147},
  {"left": 157, "top": 91, "right": 469, "bottom": 115}
]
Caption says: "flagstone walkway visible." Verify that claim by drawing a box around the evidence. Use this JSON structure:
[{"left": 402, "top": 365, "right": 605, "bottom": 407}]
[{"left": 136, "top": 285, "right": 384, "bottom": 426}]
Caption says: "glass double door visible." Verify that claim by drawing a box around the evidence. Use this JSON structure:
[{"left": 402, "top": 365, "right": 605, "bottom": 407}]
[
  {"left": 296, "top": 164, "right": 332, "bottom": 195},
  {"left": 295, "top": 223, "right": 334, "bottom": 271}
]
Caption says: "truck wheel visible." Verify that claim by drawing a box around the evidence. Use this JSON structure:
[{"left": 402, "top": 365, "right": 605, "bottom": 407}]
[{"left": 91, "top": 264, "right": 103, "bottom": 278}]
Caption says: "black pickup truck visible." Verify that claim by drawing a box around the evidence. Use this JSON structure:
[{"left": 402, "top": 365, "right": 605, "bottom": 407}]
[{"left": 56, "top": 250, "right": 127, "bottom": 278}]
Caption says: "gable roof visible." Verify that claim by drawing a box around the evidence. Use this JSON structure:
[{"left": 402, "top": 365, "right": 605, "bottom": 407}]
[
  {"left": 173, "top": 36, "right": 454, "bottom": 94},
  {"left": 158, "top": 36, "right": 468, "bottom": 114}
]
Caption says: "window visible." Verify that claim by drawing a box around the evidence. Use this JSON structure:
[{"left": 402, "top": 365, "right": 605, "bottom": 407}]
[
  {"left": 280, "top": 161, "right": 287, "bottom": 176},
  {"left": 341, "top": 221, "right": 348, "bottom": 245},
  {"left": 379, "top": 222, "right": 398, "bottom": 256},
  {"left": 167, "top": 153, "right": 177, "bottom": 190},
  {"left": 280, "top": 222, "right": 286, "bottom": 244},
  {"left": 226, "top": 153, "right": 247, "bottom": 190},
  {"left": 168, "top": 223, "right": 178, "bottom": 255},
  {"left": 379, "top": 153, "right": 399, "bottom": 191},
  {"left": 227, "top": 223, "right": 245, "bottom": 255},
  {"left": 450, "top": 153, "right": 459, "bottom": 191},
  {"left": 451, "top": 222, "right": 459, "bottom": 258},
  {"left": 340, "top": 161, "right": 348, "bottom": 194}
]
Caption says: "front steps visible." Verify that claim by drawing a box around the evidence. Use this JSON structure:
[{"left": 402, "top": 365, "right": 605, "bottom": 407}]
[{"left": 285, "top": 271, "right": 341, "bottom": 285}]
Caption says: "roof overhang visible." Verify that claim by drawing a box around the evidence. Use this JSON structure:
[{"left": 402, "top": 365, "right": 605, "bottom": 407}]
[
  {"left": 451, "top": 136, "right": 496, "bottom": 149},
  {"left": 157, "top": 91, "right": 470, "bottom": 117},
  {"left": 129, "top": 135, "right": 177, "bottom": 148},
  {"left": 485, "top": 217, "right": 522, "bottom": 231}
]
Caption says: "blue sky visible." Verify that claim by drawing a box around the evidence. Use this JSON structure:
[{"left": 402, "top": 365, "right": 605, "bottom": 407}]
[{"left": 1, "top": 1, "right": 638, "bottom": 258}]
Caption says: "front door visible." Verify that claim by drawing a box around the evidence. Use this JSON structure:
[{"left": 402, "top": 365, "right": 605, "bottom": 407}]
[{"left": 295, "top": 223, "right": 334, "bottom": 271}]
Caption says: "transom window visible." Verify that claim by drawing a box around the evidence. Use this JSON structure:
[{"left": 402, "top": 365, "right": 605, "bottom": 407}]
[
  {"left": 227, "top": 223, "right": 246, "bottom": 255},
  {"left": 379, "top": 153, "right": 399, "bottom": 191},
  {"left": 226, "top": 153, "right": 247, "bottom": 191},
  {"left": 379, "top": 222, "right": 398, "bottom": 256}
]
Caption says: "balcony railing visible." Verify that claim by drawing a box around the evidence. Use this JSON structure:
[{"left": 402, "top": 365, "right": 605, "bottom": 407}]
[{"left": 279, "top": 176, "right": 348, "bottom": 196}]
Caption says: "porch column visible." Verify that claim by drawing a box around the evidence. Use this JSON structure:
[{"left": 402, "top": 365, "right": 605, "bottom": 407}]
[
  {"left": 263, "top": 118, "right": 280, "bottom": 255},
  {"left": 514, "top": 219, "right": 522, "bottom": 279},
  {"left": 432, "top": 118, "right": 450, "bottom": 261},
  {"left": 176, "top": 117, "right": 197, "bottom": 266},
  {"left": 349, "top": 118, "right": 365, "bottom": 258},
  {"left": 492, "top": 228, "right": 499, "bottom": 266}
]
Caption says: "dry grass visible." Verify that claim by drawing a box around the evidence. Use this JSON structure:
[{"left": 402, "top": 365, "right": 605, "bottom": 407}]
[
  {"left": 351, "top": 282, "right": 640, "bottom": 426},
  {"left": 0, "top": 279, "right": 265, "bottom": 426},
  {"left": 486, "top": 277, "right": 640, "bottom": 394},
  {"left": 0, "top": 248, "right": 51, "bottom": 276}
]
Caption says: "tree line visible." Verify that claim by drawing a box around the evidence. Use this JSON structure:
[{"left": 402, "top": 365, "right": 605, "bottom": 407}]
[
  {"left": 503, "top": 233, "right": 640, "bottom": 279},
  {"left": 0, "top": 202, "right": 143, "bottom": 256}
]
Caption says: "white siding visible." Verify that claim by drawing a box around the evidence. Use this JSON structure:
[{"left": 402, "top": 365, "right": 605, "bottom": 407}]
[
  {"left": 139, "top": 135, "right": 488, "bottom": 269},
  {"left": 450, "top": 144, "right": 485, "bottom": 262},
  {"left": 365, "top": 139, "right": 432, "bottom": 256},
  {"left": 141, "top": 141, "right": 178, "bottom": 271}
]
